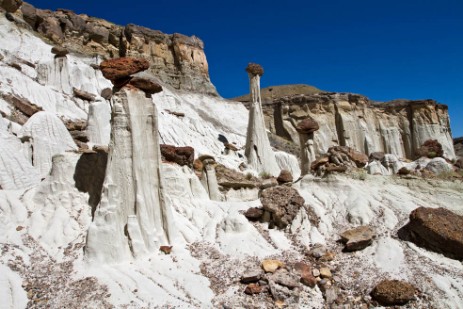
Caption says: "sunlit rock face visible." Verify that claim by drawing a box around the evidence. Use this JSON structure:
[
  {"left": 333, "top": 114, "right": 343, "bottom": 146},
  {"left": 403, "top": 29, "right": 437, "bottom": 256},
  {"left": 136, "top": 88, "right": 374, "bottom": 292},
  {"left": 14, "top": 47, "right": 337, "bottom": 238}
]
[
  {"left": 19, "top": 3, "right": 216, "bottom": 95},
  {"left": 264, "top": 93, "right": 455, "bottom": 160},
  {"left": 85, "top": 87, "right": 176, "bottom": 263}
]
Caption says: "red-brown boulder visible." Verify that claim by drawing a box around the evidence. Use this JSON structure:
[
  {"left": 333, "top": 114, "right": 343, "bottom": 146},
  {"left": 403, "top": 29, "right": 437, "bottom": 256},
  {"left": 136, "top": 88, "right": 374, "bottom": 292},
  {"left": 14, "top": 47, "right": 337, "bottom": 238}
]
[
  {"left": 100, "top": 57, "right": 150, "bottom": 81},
  {"left": 129, "top": 77, "right": 162, "bottom": 95},
  {"left": 371, "top": 280, "right": 415, "bottom": 306},
  {"left": 245, "top": 63, "right": 264, "bottom": 76},
  {"left": 417, "top": 139, "right": 444, "bottom": 158},
  {"left": 398, "top": 207, "right": 463, "bottom": 260}
]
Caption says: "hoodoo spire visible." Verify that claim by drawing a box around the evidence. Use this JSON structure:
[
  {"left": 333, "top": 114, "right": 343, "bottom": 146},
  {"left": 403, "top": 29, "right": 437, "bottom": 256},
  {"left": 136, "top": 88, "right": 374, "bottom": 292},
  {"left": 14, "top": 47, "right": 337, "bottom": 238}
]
[{"left": 244, "top": 63, "right": 280, "bottom": 176}]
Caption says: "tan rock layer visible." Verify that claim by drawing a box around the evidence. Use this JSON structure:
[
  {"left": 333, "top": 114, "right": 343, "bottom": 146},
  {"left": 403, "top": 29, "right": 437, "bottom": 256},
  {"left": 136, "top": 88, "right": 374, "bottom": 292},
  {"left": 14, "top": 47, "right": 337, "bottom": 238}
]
[
  {"left": 18, "top": 2, "right": 216, "bottom": 95},
  {"left": 255, "top": 92, "right": 455, "bottom": 160}
]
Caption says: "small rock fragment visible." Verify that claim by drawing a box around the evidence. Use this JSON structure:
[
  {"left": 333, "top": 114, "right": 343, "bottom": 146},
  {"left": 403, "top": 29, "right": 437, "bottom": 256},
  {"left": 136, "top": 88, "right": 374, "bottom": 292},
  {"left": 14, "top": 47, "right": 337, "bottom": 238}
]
[
  {"left": 240, "top": 270, "right": 262, "bottom": 284},
  {"left": 244, "top": 207, "right": 264, "bottom": 221},
  {"left": 319, "top": 267, "right": 332, "bottom": 279},
  {"left": 262, "top": 259, "right": 284, "bottom": 273},
  {"left": 51, "top": 46, "right": 69, "bottom": 57}
]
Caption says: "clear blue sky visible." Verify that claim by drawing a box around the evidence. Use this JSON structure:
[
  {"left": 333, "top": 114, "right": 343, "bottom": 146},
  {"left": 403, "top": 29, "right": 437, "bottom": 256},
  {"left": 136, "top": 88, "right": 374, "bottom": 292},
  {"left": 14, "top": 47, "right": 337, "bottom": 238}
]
[{"left": 27, "top": 0, "right": 463, "bottom": 137}]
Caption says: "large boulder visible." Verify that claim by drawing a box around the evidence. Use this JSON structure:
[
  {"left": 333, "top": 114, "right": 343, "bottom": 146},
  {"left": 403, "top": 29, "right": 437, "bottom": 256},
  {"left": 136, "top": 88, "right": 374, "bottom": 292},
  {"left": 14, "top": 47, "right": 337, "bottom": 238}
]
[
  {"left": 424, "top": 157, "right": 452, "bottom": 175},
  {"left": 371, "top": 280, "right": 415, "bottom": 306},
  {"left": 398, "top": 207, "right": 463, "bottom": 260},
  {"left": 260, "top": 186, "right": 305, "bottom": 229},
  {"left": 160, "top": 144, "right": 194, "bottom": 167},
  {"left": 100, "top": 57, "right": 150, "bottom": 82}
]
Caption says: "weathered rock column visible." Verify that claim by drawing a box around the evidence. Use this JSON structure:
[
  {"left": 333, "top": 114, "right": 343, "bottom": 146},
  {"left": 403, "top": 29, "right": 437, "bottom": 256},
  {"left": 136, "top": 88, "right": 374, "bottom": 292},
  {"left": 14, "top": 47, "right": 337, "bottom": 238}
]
[
  {"left": 85, "top": 58, "right": 176, "bottom": 263},
  {"left": 244, "top": 63, "right": 280, "bottom": 176},
  {"left": 296, "top": 118, "right": 319, "bottom": 175}
]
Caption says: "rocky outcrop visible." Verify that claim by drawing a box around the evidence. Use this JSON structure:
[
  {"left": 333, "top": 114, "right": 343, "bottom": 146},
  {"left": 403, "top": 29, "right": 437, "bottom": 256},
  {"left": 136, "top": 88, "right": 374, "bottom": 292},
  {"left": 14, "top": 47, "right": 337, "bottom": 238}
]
[
  {"left": 398, "top": 207, "right": 463, "bottom": 260},
  {"left": 244, "top": 63, "right": 280, "bottom": 176},
  {"left": 311, "top": 146, "right": 368, "bottom": 175},
  {"left": 17, "top": 3, "right": 216, "bottom": 95},
  {"left": 240, "top": 92, "right": 456, "bottom": 161},
  {"left": 85, "top": 86, "right": 176, "bottom": 263},
  {"left": 0, "top": 0, "right": 22, "bottom": 12}
]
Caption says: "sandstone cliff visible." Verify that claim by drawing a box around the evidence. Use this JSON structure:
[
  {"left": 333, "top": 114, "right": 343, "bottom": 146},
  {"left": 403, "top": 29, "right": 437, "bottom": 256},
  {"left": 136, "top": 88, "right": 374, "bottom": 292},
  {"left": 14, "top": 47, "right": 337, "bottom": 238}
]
[
  {"left": 244, "top": 92, "right": 456, "bottom": 160},
  {"left": 16, "top": 2, "right": 217, "bottom": 95}
]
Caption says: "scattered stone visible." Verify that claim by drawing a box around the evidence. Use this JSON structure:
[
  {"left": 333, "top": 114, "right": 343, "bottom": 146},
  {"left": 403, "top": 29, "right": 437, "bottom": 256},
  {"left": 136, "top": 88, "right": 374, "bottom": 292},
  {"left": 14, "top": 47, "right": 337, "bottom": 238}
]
[
  {"left": 160, "top": 144, "right": 194, "bottom": 167},
  {"left": 262, "top": 259, "right": 284, "bottom": 273},
  {"left": 16, "top": 226, "right": 24, "bottom": 231},
  {"left": 269, "top": 269, "right": 300, "bottom": 289},
  {"left": 319, "top": 251, "right": 335, "bottom": 262},
  {"left": 277, "top": 169, "right": 293, "bottom": 184},
  {"left": 51, "top": 46, "right": 69, "bottom": 57},
  {"left": 324, "top": 287, "right": 338, "bottom": 305},
  {"left": 295, "top": 117, "right": 319, "bottom": 134},
  {"left": 308, "top": 244, "right": 327, "bottom": 259},
  {"left": 159, "top": 246, "right": 172, "bottom": 254},
  {"left": 245, "top": 63, "right": 264, "bottom": 76},
  {"left": 340, "top": 226, "right": 375, "bottom": 251},
  {"left": 73, "top": 87, "right": 96, "bottom": 101},
  {"left": 244, "top": 283, "right": 262, "bottom": 295},
  {"left": 243, "top": 207, "right": 264, "bottom": 221},
  {"left": 100, "top": 57, "right": 150, "bottom": 81},
  {"left": 165, "top": 110, "right": 185, "bottom": 117},
  {"left": 63, "top": 119, "right": 87, "bottom": 131},
  {"left": 293, "top": 262, "right": 316, "bottom": 288},
  {"left": 215, "top": 164, "right": 258, "bottom": 189},
  {"left": 312, "top": 269, "right": 320, "bottom": 277},
  {"left": 260, "top": 186, "right": 305, "bottom": 229},
  {"left": 371, "top": 280, "right": 415, "bottom": 306},
  {"left": 398, "top": 207, "right": 463, "bottom": 260},
  {"left": 319, "top": 267, "right": 332, "bottom": 279},
  {"left": 240, "top": 271, "right": 262, "bottom": 284},
  {"left": 100, "top": 88, "right": 112, "bottom": 100}
]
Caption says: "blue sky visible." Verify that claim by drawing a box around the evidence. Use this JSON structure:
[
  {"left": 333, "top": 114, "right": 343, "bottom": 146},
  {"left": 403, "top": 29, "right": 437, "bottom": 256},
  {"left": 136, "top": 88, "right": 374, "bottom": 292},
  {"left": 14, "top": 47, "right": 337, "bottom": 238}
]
[{"left": 27, "top": 0, "right": 463, "bottom": 137}]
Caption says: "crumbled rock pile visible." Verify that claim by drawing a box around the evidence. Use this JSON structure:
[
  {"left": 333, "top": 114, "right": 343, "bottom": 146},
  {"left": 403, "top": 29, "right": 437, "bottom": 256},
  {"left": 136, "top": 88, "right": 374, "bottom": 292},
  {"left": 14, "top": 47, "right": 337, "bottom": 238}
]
[{"left": 311, "top": 146, "right": 368, "bottom": 175}]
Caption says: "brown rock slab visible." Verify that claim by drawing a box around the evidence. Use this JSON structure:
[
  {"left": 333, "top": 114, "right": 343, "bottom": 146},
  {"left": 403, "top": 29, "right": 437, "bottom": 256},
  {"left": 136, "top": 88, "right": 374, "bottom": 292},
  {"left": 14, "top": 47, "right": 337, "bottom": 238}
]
[
  {"left": 240, "top": 270, "right": 262, "bottom": 284},
  {"left": 73, "top": 87, "right": 96, "bottom": 101},
  {"left": 160, "top": 144, "right": 194, "bottom": 167},
  {"left": 295, "top": 118, "right": 319, "bottom": 134},
  {"left": 128, "top": 77, "right": 162, "bottom": 95},
  {"left": 245, "top": 63, "right": 264, "bottom": 76},
  {"left": 100, "top": 57, "right": 150, "bottom": 81},
  {"left": 293, "top": 262, "right": 316, "bottom": 288},
  {"left": 262, "top": 259, "right": 284, "bottom": 273},
  {"left": 277, "top": 170, "right": 293, "bottom": 184},
  {"left": 340, "top": 226, "right": 375, "bottom": 251},
  {"left": 398, "top": 207, "right": 463, "bottom": 260},
  {"left": 369, "top": 152, "right": 385, "bottom": 162},
  {"left": 269, "top": 269, "right": 300, "bottom": 289},
  {"left": 51, "top": 46, "right": 69, "bottom": 57},
  {"left": 371, "top": 280, "right": 415, "bottom": 306}
]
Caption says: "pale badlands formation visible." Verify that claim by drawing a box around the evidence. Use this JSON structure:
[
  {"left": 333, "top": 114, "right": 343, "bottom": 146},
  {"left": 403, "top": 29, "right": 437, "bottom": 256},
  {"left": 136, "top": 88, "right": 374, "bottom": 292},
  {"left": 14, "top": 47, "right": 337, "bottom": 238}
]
[{"left": 1, "top": 2, "right": 463, "bottom": 309}]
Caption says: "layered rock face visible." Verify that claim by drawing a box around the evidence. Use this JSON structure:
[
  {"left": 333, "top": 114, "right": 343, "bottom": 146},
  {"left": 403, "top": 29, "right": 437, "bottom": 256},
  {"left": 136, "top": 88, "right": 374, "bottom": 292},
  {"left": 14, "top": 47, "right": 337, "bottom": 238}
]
[
  {"left": 251, "top": 92, "right": 456, "bottom": 160},
  {"left": 85, "top": 87, "right": 176, "bottom": 263},
  {"left": 16, "top": 2, "right": 216, "bottom": 95}
]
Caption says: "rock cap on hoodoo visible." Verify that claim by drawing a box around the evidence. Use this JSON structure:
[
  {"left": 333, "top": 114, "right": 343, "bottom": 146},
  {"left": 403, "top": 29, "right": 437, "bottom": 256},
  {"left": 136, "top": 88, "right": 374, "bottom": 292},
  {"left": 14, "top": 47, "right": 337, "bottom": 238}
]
[
  {"left": 246, "top": 63, "right": 264, "bottom": 76},
  {"left": 100, "top": 57, "right": 150, "bottom": 81},
  {"left": 296, "top": 118, "right": 319, "bottom": 134}
]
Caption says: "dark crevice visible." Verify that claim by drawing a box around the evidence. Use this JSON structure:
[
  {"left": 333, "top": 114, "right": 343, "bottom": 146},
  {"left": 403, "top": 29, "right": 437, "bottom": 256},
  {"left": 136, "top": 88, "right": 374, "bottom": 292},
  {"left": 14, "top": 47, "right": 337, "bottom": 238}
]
[{"left": 73, "top": 151, "right": 108, "bottom": 218}]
